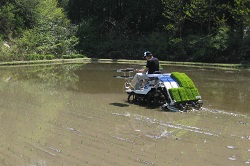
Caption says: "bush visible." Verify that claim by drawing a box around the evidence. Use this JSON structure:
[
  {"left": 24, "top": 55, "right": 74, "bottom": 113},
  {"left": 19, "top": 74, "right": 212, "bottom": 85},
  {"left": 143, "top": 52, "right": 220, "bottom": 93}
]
[
  {"left": 24, "top": 54, "right": 56, "bottom": 60},
  {"left": 25, "top": 54, "right": 44, "bottom": 60},
  {"left": 45, "top": 54, "right": 55, "bottom": 60},
  {"left": 0, "top": 42, "right": 11, "bottom": 61},
  {"left": 13, "top": 0, "right": 78, "bottom": 58},
  {"left": 62, "top": 54, "right": 85, "bottom": 59}
]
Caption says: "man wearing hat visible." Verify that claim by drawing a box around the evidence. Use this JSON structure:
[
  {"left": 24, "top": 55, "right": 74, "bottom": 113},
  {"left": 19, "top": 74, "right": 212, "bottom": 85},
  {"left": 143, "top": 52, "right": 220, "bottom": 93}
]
[
  {"left": 128, "top": 51, "right": 160, "bottom": 90},
  {"left": 141, "top": 51, "right": 159, "bottom": 74}
]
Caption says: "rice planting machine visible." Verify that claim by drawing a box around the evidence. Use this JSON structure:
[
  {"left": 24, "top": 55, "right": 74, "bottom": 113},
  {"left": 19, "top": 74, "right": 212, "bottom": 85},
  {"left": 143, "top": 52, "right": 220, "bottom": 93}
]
[{"left": 115, "top": 68, "right": 203, "bottom": 112}]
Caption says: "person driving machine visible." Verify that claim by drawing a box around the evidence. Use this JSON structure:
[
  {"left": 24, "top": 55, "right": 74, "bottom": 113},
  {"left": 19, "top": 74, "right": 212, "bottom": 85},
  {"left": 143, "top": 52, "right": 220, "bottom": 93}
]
[{"left": 128, "top": 51, "right": 160, "bottom": 90}]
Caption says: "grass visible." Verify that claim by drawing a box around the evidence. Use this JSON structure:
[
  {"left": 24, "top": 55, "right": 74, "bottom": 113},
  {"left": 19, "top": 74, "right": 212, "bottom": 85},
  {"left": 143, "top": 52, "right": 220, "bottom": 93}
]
[{"left": 0, "top": 57, "right": 249, "bottom": 69}]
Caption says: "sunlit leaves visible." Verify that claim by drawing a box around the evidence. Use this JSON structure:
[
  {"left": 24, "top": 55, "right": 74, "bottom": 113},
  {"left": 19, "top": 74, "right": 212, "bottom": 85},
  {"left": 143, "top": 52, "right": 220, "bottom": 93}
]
[
  {"left": 16, "top": 0, "right": 78, "bottom": 56},
  {"left": 161, "top": 0, "right": 186, "bottom": 38}
]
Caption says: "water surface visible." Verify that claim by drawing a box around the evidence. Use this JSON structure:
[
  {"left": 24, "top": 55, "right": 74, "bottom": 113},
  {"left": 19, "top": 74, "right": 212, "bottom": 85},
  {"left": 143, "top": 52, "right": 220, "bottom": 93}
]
[{"left": 0, "top": 63, "right": 249, "bottom": 166}]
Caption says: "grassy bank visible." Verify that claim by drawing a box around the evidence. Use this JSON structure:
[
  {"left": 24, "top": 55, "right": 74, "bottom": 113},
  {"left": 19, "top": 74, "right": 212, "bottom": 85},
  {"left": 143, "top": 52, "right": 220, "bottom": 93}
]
[{"left": 0, "top": 58, "right": 249, "bottom": 69}]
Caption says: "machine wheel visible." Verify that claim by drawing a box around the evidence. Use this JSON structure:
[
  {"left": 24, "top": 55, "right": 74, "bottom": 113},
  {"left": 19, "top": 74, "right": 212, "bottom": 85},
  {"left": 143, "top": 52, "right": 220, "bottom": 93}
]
[
  {"left": 196, "top": 102, "right": 203, "bottom": 110},
  {"left": 192, "top": 100, "right": 203, "bottom": 110},
  {"left": 147, "top": 89, "right": 165, "bottom": 108},
  {"left": 127, "top": 93, "right": 135, "bottom": 104}
]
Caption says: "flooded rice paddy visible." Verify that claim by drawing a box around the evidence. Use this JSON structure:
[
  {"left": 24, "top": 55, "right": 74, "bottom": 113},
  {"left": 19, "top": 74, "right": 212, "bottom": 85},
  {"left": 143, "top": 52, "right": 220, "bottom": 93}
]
[{"left": 0, "top": 63, "right": 249, "bottom": 166}]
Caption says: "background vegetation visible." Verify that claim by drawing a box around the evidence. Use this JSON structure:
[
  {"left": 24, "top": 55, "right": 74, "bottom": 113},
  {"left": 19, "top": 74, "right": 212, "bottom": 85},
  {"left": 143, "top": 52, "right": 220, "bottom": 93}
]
[{"left": 0, "top": 0, "right": 249, "bottom": 63}]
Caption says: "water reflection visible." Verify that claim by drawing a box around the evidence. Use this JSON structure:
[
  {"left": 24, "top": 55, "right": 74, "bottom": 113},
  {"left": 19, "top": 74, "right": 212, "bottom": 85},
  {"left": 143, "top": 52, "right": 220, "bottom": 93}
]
[
  {"left": 0, "top": 63, "right": 249, "bottom": 113},
  {"left": 0, "top": 64, "right": 82, "bottom": 91}
]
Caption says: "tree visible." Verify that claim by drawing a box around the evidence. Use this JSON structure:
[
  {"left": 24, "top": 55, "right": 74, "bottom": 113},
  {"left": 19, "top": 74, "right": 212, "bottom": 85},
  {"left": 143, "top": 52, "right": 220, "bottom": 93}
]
[
  {"left": 0, "top": 3, "right": 23, "bottom": 40},
  {"left": 161, "top": 0, "right": 187, "bottom": 38},
  {"left": 230, "top": 0, "right": 250, "bottom": 62},
  {"left": 67, "top": 0, "right": 164, "bottom": 34},
  {"left": 16, "top": 0, "right": 78, "bottom": 56},
  {"left": 14, "top": 0, "right": 39, "bottom": 28},
  {"left": 183, "top": 0, "right": 218, "bottom": 35}
]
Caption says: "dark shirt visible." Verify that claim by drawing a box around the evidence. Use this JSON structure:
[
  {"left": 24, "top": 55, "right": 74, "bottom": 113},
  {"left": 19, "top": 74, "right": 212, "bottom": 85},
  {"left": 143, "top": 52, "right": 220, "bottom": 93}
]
[{"left": 146, "top": 57, "right": 159, "bottom": 74}]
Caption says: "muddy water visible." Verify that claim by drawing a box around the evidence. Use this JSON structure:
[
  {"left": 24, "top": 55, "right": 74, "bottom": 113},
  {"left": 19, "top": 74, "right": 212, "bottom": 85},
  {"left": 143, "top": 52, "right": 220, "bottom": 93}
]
[{"left": 0, "top": 63, "right": 249, "bottom": 166}]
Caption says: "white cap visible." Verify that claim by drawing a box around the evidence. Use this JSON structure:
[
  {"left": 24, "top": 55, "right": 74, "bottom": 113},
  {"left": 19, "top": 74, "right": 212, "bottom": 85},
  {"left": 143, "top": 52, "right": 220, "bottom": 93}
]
[{"left": 144, "top": 51, "right": 151, "bottom": 57}]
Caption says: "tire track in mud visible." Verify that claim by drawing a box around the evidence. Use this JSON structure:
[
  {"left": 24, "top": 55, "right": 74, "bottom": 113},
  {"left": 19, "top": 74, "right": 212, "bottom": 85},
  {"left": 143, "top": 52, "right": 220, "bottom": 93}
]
[
  {"left": 111, "top": 111, "right": 220, "bottom": 139},
  {"left": 41, "top": 110, "right": 157, "bottom": 166},
  {"left": 200, "top": 108, "right": 249, "bottom": 118},
  {"left": 111, "top": 109, "right": 250, "bottom": 165},
  {"left": 1, "top": 92, "right": 249, "bottom": 166}
]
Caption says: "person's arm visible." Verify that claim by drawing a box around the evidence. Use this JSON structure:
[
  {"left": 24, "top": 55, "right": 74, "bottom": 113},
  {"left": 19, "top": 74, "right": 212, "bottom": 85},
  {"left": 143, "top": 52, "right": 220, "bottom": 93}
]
[
  {"left": 135, "top": 68, "right": 148, "bottom": 73},
  {"left": 142, "top": 67, "right": 148, "bottom": 73},
  {"left": 134, "top": 61, "right": 150, "bottom": 73}
]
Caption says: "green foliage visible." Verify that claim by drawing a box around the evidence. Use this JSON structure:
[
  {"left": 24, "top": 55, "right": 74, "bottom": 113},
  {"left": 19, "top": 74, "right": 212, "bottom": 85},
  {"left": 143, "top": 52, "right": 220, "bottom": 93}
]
[
  {"left": 15, "top": 28, "right": 41, "bottom": 55},
  {"left": 0, "top": 41, "right": 11, "bottom": 61},
  {"left": 45, "top": 54, "right": 55, "bottom": 60},
  {"left": 161, "top": 0, "right": 250, "bottom": 63},
  {"left": 71, "top": 0, "right": 166, "bottom": 59},
  {"left": 77, "top": 26, "right": 170, "bottom": 60},
  {"left": 0, "top": 3, "right": 24, "bottom": 39},
  {"left": 76, "top": 19, "right": 99, "bottom": 56},
  {"left": 14, "top": 0, "right": 78, "bottom": 58},
  {"left": 210, "top": 22, "right": 230, "bottom": 51},
  {"left": 15, "top": 0, "right": 39, "bottom": 28},
  {"left": 26, "top": 54, "right": 44, "bottom": 60},
  {"left": 68, "top": 0, "right": 164, "bottom": 34},
  {"left": 58, "top": 0, "right": 69, "bottom": 9},
  {"left": 161, "top": 0, "right": 186, "bottom": 38},
  {"left": 232, "top": 0, "right": 250, "bottom": 25},
  {"left": 62, "top": 54, "right": 85, "bottom": 59},
  {"left": 0, "top": 0, "right": 250, "bottom": 63},
  {"left": 24, "top": 54, "right": 55, "bottom": 60},
  {"left": 183, "top": 0, "right": 219, "bottom": 35}
]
